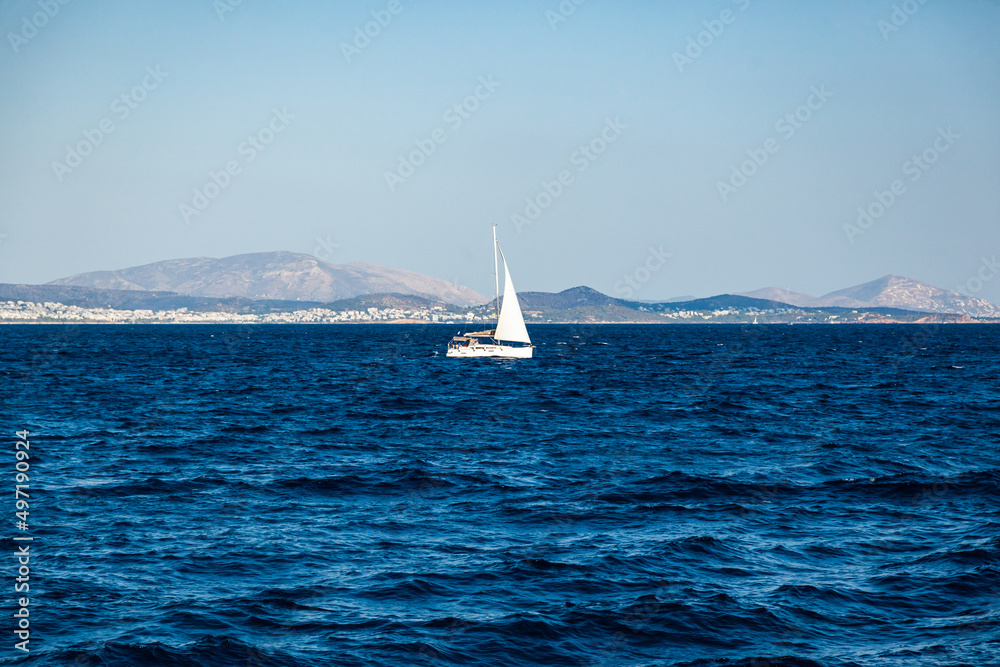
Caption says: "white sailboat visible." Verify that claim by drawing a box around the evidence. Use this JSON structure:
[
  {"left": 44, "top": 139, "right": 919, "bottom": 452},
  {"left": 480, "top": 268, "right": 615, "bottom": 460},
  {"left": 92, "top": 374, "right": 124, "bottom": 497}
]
[{"left": 447, "top": 226, "right": 533, "bottom": 359}]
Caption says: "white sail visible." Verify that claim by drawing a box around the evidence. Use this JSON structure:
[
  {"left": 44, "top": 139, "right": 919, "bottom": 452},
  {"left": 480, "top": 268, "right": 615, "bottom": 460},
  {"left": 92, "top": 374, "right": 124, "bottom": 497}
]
[
  {"left": 446, "top": 229, "right": 533, "bottom": 358},
  {"left": 494, "top": 247, "right": 531, "bottom": 344}
]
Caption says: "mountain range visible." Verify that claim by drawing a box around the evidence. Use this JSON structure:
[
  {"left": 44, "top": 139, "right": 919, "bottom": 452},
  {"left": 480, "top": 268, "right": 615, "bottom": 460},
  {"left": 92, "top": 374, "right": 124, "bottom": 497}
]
[
  {"left": 739, "top": 275, "right": 1000, "bottom": 318},
  {"left": 47, "top": 252, "right": 485, "bottom": 307},
  {"left": 508, "top": 286, "right": 945, "bottom": 323},
  {"left": 3, "top": 251, "right": 996, "bottom": 319}
]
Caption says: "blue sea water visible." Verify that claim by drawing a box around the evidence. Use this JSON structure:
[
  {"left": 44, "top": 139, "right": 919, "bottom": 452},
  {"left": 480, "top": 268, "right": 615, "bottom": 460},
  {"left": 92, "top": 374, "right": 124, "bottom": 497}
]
[{"left": 0, "top": 323, "right": 997, "bottom": 667}]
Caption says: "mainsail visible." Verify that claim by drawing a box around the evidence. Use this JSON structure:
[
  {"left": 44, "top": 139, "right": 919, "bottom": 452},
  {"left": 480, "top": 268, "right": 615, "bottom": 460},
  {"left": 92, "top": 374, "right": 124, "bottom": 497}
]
[{"left": 494, "top": 247, "right": 531, "bottom": 344}]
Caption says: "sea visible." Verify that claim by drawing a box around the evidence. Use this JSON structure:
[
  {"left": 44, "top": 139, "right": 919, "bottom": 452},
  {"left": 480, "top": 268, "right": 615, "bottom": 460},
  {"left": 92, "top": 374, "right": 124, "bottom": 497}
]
[{"left": 1, "top": 323, "right": 997, "bottom": 667}]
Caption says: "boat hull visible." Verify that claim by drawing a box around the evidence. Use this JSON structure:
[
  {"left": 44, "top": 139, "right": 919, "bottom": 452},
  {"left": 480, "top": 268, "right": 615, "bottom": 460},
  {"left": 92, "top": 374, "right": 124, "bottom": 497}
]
[{"left": 446, "top": 343, "right": 533, "bottom": 359}]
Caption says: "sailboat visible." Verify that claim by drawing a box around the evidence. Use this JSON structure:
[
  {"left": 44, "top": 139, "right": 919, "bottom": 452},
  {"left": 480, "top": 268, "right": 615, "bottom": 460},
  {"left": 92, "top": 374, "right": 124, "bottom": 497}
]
[{"left": 447, "top": 226, "right": 533, "bottom": 359}]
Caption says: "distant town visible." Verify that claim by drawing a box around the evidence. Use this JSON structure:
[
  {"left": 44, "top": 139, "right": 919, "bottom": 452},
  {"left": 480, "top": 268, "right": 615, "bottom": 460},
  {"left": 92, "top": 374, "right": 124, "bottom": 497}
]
[
  {"left": 0, "top": 300, "right": 468, "bottom": 324},
  {"left": 0, "top": 299, "right": 982, "bottom": 325}
]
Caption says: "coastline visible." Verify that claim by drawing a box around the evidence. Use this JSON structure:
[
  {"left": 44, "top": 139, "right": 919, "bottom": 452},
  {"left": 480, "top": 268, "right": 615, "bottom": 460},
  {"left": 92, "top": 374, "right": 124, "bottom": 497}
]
[{"left": 2, "top": 318, "right": 994, "bottom": 326}]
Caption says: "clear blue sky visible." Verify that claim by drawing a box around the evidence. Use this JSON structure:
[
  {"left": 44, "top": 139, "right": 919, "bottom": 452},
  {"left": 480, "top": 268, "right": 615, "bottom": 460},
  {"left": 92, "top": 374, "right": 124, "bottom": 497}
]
[{"left": 1, "top": 0, "right": 998, "bottom": 302}]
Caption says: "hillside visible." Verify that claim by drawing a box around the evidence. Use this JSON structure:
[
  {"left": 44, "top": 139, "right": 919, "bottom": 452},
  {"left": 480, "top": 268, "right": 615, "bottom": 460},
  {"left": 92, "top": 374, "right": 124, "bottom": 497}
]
[
  {"left": 818, "top": 275, "right": 1000, "bottom": 317},
  {"left": 48, "top": 252, "right": 486, "bottom": 307},
  {"left": 741, "top": 275, "right": 1000, "bottom": 318},
  {"left": 738, "top": 287, "right": 820, "bottom": 308},
  {"left": 0, "top": 283, "right": 312, "bottom": 313}
]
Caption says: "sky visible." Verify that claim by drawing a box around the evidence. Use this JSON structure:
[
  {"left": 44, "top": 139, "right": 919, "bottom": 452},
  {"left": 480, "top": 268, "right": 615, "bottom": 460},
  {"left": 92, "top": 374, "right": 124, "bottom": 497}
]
[{"left": 1, "top": 0, "right": 998, "bottom": 303}]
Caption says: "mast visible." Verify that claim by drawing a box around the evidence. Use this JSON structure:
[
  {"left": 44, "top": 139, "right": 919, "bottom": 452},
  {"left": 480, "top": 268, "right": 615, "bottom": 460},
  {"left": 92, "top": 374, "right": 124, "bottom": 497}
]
[{"left": 492, "top": 225, "right": 500, "bottom": 328}]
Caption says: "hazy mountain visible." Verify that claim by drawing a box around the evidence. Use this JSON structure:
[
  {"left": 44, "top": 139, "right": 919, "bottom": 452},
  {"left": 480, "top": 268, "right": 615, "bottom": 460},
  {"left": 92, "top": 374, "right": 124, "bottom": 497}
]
[
  {"left": 48, "top": 252, "right": 486, "bottom": 307},
  {"left": 738, "top": 287, "right": 820, "bottom": 308},
  {"left": 817, "top": 275, "right": 1000, "bottom": 317},
  {"left": 742, "top": 275, "right": 1000, "bottom": 318},
  {"left": 658, "top": 295, "right": 800, "bottom": 312}
]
